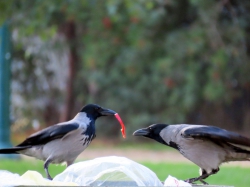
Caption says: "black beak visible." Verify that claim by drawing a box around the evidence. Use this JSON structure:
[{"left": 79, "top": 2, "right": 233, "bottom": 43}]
[
  {"left": 133, "top": 128, "right": 150, "bottom": 136},
  {"left": 100, "top": 108, "right": 116, "bottom": 116}
]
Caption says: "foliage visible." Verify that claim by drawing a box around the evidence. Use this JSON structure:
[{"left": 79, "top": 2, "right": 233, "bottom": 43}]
[{"left": 1, "top": 0, "right": 250, "bottom": 134}]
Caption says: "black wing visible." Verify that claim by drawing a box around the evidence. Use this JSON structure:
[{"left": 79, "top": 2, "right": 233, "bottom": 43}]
[
  {"left": 182, "top": 125, "right": 250, "bottom": 147},
  {"left": 17, "top": 123, "right": 79, "bottom": 147}
]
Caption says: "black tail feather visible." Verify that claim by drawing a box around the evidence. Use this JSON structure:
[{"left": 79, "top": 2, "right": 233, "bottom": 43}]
[{"left": 0, "top": 146, "right": 30, "bottom": 154}]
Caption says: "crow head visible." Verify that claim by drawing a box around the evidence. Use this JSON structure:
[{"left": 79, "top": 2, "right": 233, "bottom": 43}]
[
  {"left": 80, "top": 104, "right": 116, "bottom": 119},
  {"left": 133, "top": 124, "right": 168, "bottom": 145}
]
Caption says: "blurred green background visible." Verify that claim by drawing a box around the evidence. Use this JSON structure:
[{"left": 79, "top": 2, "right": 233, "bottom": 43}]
[
  {"left": 1, "top": 0, "right": 250, "bottom": 138},
  {"left": 0, "top": 0, "right": 250, "bottom": 136},
  {"left": 1, "top": 0, "right": 250, "bottom": 186}
]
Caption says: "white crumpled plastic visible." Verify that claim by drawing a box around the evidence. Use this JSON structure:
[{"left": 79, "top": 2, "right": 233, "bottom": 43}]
[
  {"left": 0, "top": 157, "right": 191, "bottom": 186},
  {"left": 54, "top": 156, "right": 163, "bottom": 186},
  {"left": 164, "top": 175, "right": 192, "bottom": 187},
  {"left": 0, "top": 170, "right": 78, "bottom": 186},
  {"left": 0, "top": 170, "right": 23, "bottom": 186}
]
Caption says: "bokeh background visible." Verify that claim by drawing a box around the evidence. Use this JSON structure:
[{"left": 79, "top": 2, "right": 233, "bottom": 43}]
[
  {"left": 1, "top": 0, "right": 250, "bottom": 140},
  {"left": 1, "top": 0, "right": 250, "bottom": 186}
]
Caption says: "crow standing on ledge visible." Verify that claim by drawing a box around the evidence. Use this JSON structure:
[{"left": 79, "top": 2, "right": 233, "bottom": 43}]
[
  {"left": 0, "top": 104, "right": 117, "bottom": 180},
  {"left": 133, "top": 123, "right": 250, "bottom": 184}
]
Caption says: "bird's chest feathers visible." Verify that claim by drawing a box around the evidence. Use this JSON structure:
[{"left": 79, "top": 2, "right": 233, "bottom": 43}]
[
  {"left": 81, "top": 122, "right": 96, "bottom": 144},
  {"left": 71, "top": 113, "right": 96, "bottom": 145}
]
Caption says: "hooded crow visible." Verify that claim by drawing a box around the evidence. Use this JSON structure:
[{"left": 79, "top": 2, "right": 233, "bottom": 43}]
[
  {"left": 0, "top": 104, "right": 118, "bottom": 180},
  {"left": 133, "top": 123, "right": 250, "bottom": 184}
]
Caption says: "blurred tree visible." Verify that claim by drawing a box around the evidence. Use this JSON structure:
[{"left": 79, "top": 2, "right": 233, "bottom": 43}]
[{"left": 1, "top": 0, "right": 250, "bottom": 136}]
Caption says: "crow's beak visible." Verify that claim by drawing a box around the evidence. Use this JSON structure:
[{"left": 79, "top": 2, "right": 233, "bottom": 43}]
[
  {"left": 100, "top": 108, "right": 116, "bottom": 116},
  {"left": 133, "top": 128, "right": 150, "bottom": 136}
]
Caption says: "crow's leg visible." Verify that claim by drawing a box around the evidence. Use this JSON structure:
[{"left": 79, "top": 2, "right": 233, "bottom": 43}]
[
  {"left": 185, "top": 168, "right": 219, "bottom": 184},
  {"left": 44, "top": 157, "right": 53, "bottom": 180},
  {"left": 185, "top": 177, "right": 209, "bottom": 185},
  {"left": 66, "top": 160, "right": 74, "bottom": 167}
]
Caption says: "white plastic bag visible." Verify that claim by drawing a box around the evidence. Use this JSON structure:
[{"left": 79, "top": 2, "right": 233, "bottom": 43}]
[
  {"left": 54, "top": 156, "right": 163, "bottom": 186},
  {"left": 0, "top": 170, "right": 22, "bottom": 186},
  {"left": 164, "top": 175, "right": 192, "bottom": 187},
  {"left": 0, "top": 170, "right": 78, "bottom": 186}
]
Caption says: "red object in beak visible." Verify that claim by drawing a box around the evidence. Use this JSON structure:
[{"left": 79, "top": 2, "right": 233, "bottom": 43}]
[{"left": 114, "top": 113, "right": 126, "bottom": 138}]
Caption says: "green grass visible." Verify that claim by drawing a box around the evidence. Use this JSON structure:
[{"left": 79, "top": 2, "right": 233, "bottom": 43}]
[
  {"left": 0, "top": 159, "right": 65, "bottom": 178},
  {"left": 0, "top": 159, "right": 249, "bottom": 187},
  {"left": 142, "top": 162, "right": 250, "bottom": 187}
]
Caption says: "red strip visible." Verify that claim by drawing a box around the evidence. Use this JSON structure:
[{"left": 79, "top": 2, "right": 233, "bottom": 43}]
[{"left": 114, "top": 113, "right": 126, "bottom": 138}]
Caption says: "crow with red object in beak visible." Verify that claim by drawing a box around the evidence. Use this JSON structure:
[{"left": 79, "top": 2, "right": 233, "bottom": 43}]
[
  {"left": 133, "top": 123, "right": 250, "bottom": 184},
  {"left": 0, "top": 104, "right": 121, "bottom": 180}
]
